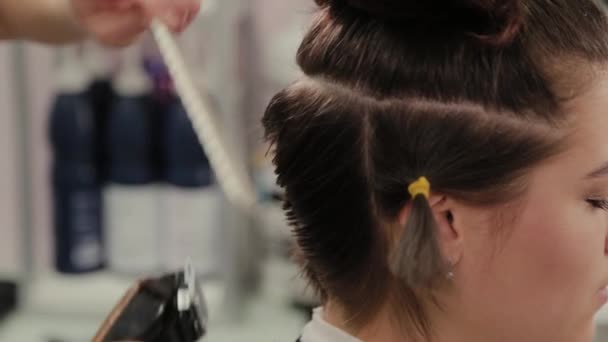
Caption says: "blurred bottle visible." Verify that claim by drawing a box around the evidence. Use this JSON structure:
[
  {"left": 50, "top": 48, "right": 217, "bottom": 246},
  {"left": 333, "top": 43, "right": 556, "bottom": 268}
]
[
  {"left": 0, "top": 281, "right": 17, "bottom": 320},
  {"left": 160, "top": 96, "right": 222, "bottom": 277},
  {"left": 105, "top": 43, "right": 161, "bottom": 275},
  {"left": 50, "top": 45, "right": 105, "bottom": 274},
  {"left": 84, "top": 42, "right": 115, "bottom": 183}
]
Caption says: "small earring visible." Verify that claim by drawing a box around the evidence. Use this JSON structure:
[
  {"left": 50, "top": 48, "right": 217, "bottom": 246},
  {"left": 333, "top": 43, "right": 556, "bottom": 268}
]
[{"left": 446, "top": 271, "right": 455, "bottom": 280}]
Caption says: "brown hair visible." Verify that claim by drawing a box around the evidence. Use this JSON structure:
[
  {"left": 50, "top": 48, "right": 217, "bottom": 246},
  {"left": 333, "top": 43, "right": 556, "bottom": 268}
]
[{"left": 263, "top": 0, "right": 608, "bottom": 338}]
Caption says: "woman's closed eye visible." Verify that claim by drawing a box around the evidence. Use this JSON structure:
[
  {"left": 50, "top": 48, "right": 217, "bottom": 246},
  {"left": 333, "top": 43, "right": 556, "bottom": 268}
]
[{"left": 587, "top": 197, "right": 608, "bottom": 210}]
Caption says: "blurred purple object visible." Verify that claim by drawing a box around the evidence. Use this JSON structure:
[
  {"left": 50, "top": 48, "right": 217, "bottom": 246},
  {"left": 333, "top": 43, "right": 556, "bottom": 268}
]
[{"left": 144, "top": 56, "right": 175, "bottom": 103}]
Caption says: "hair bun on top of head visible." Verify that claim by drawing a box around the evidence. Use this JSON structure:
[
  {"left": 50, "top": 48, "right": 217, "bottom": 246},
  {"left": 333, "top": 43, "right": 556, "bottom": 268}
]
[{"left": 314, "top": 0, "right": 524, "bottom": 47}]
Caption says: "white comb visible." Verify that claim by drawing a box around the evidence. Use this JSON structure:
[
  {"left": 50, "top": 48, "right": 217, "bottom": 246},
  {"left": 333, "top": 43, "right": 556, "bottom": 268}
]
[{"left": 151, "top": 21, "right": 257, "bottom": 213}]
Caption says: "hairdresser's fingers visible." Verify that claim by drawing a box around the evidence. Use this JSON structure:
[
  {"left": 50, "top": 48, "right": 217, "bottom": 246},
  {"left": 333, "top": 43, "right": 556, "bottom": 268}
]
[
  {"left": 84, "top": 7, "right": 150, "bottom": 47},
  {"left": 141, "top": 0, "right": 201, "bottom": 32},
  {"left": 184, "top": 7, "right": 199, "bottom": 29},
  {"left": 72, "top": 0, "right": 152, "bottom": 46},
  {"left": 73, "top": 0, "right": 200, "bottom": 46},
  {"left": 87, "top": 0, "right": 136, "bottom": 11}
]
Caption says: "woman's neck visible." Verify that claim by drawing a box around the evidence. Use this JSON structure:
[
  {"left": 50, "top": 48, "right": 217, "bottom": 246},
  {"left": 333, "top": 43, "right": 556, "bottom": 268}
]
[
  {"left": 322, "top": 299, "right": 479, "bottom": 342},
  {"left": 323, "top": 301, "right": 413, "bottom": 341}
]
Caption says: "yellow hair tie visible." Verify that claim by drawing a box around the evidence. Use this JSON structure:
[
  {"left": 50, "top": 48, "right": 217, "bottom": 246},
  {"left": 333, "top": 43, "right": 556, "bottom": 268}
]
[{"left": 408, "top": 177, "right": 430, "bottom": 199}]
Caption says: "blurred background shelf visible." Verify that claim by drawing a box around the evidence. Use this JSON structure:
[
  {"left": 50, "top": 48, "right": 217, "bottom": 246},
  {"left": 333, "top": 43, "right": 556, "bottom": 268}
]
[
  {"left": 20, "top": 272, "right": 229, "bottom": 318},
  {"left": 0, "top": 257, "right": 308, "bottom": 341}
]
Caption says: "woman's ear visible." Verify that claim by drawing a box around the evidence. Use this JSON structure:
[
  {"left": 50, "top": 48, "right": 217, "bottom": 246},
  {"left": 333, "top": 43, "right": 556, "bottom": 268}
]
[
  {"left": 398, "top": 195, "right": 464, "bottom": 266},
  {"left": 393, "top": 194, "right": 465, "bottom": 285},
  {"left": 430, "top": 196, "right": 463, "bottom": 267}
]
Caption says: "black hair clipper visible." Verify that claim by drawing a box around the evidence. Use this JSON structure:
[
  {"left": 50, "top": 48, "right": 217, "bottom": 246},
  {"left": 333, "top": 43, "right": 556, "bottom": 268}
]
[{"left": 93, "top": 264, "right": 208, "bottom": 342}]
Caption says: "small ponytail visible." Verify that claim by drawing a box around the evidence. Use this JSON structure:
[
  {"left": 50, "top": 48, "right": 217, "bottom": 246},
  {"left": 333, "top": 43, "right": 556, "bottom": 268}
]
[{"left": 390, "top": 178, "right": 448, "bottom": 288}]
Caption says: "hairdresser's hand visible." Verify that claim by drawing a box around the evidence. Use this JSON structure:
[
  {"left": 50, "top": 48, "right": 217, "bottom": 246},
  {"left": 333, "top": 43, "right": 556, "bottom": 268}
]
[{"left": 71, "top": 0, "right": 201, "bottom": 46}]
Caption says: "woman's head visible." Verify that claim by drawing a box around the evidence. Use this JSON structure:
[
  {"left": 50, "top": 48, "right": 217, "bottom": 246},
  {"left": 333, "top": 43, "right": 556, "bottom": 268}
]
[{"left": 263, "top": 0, "right": 608, "bottom": 341}]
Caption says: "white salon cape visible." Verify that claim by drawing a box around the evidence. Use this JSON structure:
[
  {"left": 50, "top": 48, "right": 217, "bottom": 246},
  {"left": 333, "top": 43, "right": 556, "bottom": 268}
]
[{"left": 299, "top": 307, "right": 362, "bottom": 342}]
